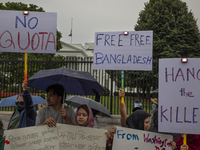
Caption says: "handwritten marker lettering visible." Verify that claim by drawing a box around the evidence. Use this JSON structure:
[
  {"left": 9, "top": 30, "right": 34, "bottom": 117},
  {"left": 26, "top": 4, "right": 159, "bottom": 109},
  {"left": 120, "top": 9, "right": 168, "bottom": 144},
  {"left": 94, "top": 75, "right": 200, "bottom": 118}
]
[
  {"left": 165, "top": 67, "right": 200, "bottom": 82},
  {"left": 0, "top": 14, "right": 56, "bottom": 52},
  {"left": 95, "top": 53, "right": 152, "bottom": 65},
  {"left": 143, "top": 134, "right": 171, "bottom": 148},
  {"left": 117, "top": 130, "right": 139, "bottom": 140},
  {"left": 95, "top": 33, "right": 151, "bottom": 46},
  {"left": 161, "top": 105, "right": 199, "bottom": 123}
]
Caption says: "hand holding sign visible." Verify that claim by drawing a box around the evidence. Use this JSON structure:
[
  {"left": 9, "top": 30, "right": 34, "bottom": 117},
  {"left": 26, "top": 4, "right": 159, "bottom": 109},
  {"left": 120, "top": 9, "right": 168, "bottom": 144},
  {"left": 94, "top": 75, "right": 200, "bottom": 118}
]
[{"left": 43, "top": 117, "right": 57, "bottom": 127}]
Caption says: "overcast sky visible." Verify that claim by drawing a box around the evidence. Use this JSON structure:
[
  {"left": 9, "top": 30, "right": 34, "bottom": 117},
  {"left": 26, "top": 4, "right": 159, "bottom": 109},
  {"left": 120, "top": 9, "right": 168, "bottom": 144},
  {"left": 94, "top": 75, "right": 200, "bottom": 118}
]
[{"left": 1, "top": 0, "right": 200, "bottom": 45}]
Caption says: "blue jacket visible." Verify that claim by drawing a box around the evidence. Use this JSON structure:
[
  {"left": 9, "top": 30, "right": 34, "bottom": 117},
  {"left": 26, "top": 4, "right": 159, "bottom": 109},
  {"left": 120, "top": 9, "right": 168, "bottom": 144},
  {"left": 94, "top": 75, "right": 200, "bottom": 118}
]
[{"left": 7, "top": 91, "right": 37, "bottom": 129}]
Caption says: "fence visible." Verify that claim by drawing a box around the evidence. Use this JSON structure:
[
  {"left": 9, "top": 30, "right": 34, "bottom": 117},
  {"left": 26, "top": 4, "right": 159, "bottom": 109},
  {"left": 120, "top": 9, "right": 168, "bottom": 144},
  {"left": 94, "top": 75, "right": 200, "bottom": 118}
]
[{"left": 0, "top": 55, "right": 158, "bottom": 115}]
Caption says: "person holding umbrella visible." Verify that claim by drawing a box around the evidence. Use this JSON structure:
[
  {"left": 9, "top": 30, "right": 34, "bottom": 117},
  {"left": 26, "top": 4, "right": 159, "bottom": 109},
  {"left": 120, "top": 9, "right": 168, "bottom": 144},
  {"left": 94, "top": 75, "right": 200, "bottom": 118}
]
[
  {"left": 7, "top": 83, "right": 37, "bottom": 129},
  {"left": 35, "top": 84, "right": 75, "bottom": 127}
]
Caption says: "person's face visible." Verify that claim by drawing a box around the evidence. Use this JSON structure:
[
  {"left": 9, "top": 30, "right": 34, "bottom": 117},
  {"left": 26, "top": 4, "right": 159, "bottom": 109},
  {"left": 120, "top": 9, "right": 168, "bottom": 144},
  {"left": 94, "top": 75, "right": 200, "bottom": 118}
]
[
  {"left": 47, "top": 90, "right": 61, "bottom": 106},
  {"left": 15, "top": 95, "right": 25, "bottom": 111},
  {"left": 144, "top": 117, "right": 150, "bottom": 131},
  {"left": 76, "top": 108, "right": 88, "bottom": 126},
  {"left": 15, "top": 95, "right": 24, "bottom": 106}
]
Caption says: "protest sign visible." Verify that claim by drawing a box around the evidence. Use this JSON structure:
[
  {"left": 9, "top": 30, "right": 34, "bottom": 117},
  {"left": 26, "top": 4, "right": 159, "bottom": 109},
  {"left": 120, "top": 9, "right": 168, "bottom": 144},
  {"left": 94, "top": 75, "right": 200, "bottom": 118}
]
[
  {"left": 0, "top": 10, "right": 57, "bottom": 54},
  {"left": 112, "top": 126, "right": 173, "bottom": 150},
  {"left": 57, "top": 123, "right": 107, "bottom": 150},
  {"left": 159, "top": 58, "right": 200, "bottom": 134},
  {"left": 4, "top": 125, "right": 59, "bottom": 150},
  {"left": 93, "top": 31, "right": 153, "bottom": 70}
]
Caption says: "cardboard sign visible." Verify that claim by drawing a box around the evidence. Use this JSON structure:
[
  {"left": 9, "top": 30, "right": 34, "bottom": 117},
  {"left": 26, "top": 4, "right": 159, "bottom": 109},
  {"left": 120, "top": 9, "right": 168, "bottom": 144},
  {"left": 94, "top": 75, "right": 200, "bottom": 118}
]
[
  {"left": 4, "top": 125, "right": 59, "bottom": 150},
  {"left": 4, "top": 124, "right": 107, "bottom": 150},
  {"left": 112, "top": 126, "right": 173, "bottom": 150},
  {"left": 57, "top": 123, "right": 107, "bottom": 150},
  {"left": 93, "top": 31, "right": 153, "bottom": 70},
  {"left": 159, "top": 58, "right": 200, "bottom": 134},
  {"left": 0, "top": 10, "right": 57, "bottom": 54}
]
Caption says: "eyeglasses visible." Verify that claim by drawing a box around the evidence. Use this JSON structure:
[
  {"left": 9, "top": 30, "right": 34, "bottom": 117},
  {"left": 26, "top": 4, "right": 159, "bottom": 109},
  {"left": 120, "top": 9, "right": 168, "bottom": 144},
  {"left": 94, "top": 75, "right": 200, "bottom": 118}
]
[{"left": 15, "top": 101, "right": 24, "bottom": 105}]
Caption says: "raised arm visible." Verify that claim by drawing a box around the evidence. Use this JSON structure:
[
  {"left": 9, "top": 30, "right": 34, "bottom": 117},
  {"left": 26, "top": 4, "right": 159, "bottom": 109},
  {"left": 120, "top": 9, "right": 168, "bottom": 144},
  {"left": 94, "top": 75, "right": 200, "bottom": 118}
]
[
  {"left": 22, "top": 83, "right": 36, "bottom": 120},
  {"left": 119, "top": 89, "right": 127, "bottom": 127}
]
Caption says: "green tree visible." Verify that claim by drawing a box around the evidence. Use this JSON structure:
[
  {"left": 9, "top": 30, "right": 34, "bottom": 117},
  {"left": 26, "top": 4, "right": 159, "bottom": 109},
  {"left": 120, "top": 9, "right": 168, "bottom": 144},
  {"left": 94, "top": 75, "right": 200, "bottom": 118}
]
[
  {"left": 135, "top": 0, "right": 200, "bottom": 58},
  {"left": 106, "top": 0, "right": 200, "bottom": 98}
]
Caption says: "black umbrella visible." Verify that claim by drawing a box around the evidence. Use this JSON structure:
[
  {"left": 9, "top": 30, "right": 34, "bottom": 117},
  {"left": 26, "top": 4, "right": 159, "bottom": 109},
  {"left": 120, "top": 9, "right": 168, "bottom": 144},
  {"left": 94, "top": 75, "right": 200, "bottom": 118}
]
[
  {"left": 65, "top": 96, "right": 111, "bottom": 118},
  {"left": 27, "top": 67, "right": 105, "bottom": 95}
]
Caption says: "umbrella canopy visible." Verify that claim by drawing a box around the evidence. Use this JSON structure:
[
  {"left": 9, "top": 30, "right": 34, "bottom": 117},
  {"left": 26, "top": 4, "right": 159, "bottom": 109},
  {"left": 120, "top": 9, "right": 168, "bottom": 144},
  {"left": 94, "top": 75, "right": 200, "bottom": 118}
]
[
  {"left": 27, "top": 67, "right": 105, "bottom": 95},
  {"left": 65, "top": 96, "right": 111, "bottom": 118},
  {"left": 0, "top": 95, "right": 47, "bottom": 107}
]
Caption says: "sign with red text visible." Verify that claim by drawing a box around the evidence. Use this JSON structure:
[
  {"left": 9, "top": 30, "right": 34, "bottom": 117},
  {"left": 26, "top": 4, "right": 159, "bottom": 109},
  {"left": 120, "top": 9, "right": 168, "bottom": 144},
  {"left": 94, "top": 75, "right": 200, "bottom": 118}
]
[
  {"left": 0, "top": 10, "right": 57, "bottom": 53},
  {"left": 159, "top": 58, "right": 200, "bottom": 134},
  {"left": 93, "top": 31, "right": 153, "bottom": 70},
  {"left": 112, "top": 126, "right": 173, "bottom": 150}
]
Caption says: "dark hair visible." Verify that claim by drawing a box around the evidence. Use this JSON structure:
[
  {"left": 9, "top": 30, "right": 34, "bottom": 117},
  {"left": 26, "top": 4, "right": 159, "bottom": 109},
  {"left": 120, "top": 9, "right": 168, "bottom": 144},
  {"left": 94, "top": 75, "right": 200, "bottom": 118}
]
[
  {"left": 77, "top": 105, "right": 89, "bottom": 116},
  {"left": 17, "top": 93, "right": 23, "bottom": 100},
  {"left": 46, "top": 84, "right": 65, "bottom": 104},
  {"left": 0, "top": 119, "right": 3, "bottom": 129}
]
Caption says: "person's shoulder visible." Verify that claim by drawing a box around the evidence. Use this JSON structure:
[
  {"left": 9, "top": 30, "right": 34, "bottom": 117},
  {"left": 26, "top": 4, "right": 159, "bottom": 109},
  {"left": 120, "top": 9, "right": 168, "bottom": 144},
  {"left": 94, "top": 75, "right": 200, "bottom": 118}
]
[{"left": 38, "top": 106, "right": 49, "bottom": 113}]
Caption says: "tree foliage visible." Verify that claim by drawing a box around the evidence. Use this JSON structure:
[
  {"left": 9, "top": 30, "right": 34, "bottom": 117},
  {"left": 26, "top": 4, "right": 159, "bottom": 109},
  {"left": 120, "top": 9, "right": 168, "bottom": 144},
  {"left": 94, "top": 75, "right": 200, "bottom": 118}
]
[
  {"left": 135, "top": 0, "right": 200, "bottom": 58},
  {"left": 106, "top": 0, "right": 200, "bottom": 97}
]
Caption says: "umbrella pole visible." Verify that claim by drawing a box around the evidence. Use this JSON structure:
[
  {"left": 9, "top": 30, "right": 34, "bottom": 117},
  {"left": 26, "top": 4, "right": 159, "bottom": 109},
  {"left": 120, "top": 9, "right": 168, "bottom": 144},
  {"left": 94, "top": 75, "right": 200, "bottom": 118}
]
[{"left": 121, "top": 71, "right": 124, "bottom": 104}]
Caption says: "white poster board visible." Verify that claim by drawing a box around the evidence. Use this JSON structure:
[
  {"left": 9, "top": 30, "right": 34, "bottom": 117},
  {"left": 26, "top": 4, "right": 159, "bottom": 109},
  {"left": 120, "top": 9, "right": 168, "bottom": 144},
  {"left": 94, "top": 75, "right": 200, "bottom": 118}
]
[
  {"left": 93, "top": 31, "right": 153, "bottom": 70},
  {"left": 4, "top": 125, "right": 59, "bottom": 150},
  {"left": 0, "top": 10, "right": 57, "bottom": 54},
  {"left": 112, "top": 126, "right": 173, "bottom": 150},
  {"left": 57, "top": 123, "right": 107, "bottom": 150},
  {"left": 159, "top": 58, "right": 200, "bottom": 134}
]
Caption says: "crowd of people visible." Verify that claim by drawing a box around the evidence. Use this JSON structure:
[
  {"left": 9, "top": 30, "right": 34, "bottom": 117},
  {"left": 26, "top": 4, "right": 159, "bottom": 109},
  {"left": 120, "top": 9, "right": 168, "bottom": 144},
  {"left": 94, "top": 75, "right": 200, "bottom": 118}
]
[{"left": 0, "top": 84, "right": 199, "bottom": 150}]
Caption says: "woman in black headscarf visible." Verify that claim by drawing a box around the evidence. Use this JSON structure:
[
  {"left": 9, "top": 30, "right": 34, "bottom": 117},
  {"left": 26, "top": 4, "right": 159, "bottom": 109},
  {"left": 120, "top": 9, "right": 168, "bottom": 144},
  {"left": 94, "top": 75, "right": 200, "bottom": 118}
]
[{"left": 126, "top": 108, "right": 151, "bottom": 131}]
